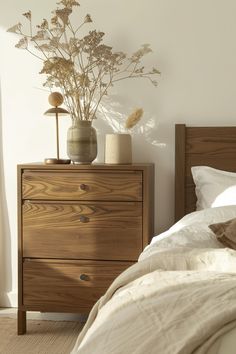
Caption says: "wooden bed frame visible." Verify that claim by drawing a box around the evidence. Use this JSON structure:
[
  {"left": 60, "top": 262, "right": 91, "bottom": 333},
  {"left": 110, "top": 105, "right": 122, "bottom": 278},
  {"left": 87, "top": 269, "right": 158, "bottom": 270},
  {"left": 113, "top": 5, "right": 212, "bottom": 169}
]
[{"left": 175, "top": 124, "right": 236, "bottom": 222}]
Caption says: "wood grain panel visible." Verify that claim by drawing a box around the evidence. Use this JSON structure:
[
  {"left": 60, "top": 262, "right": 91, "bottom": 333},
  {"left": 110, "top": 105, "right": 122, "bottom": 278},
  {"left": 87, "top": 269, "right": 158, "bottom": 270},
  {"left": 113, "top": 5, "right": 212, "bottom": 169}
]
[
  {"left": 175, "top": 125, "right": 236, "bottom": 220},
  {"left": 142, "top": 165, "right": 155, "bottom": 246},
  {"left": 186, "top": 127, "right": 236, "bottom": 155},
  {"left": 22, "top": 171, "right": 142, "bottom": 201},
  {"left": 23, "top": 259, "right": 132, "bottom": 310},
  {"left": 175, "top": 124, "right": 186, "bottom": 222},
  {"left": 23, "top": 201, "right": 142, "bottom": 260}
]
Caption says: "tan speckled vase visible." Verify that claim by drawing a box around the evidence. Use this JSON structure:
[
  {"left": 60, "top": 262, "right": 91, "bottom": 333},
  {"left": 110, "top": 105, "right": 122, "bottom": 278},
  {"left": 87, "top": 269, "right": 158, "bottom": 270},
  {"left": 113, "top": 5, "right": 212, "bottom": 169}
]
[{"left": 67, "top": 121, "right": 97, "bottom": 164}]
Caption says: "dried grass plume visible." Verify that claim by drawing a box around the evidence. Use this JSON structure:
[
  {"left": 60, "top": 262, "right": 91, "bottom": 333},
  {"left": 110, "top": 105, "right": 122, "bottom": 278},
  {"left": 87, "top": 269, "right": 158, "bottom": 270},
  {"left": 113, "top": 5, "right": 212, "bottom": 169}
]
[{"left": 125, "top": 108, "right": 143, "bottom": 129}]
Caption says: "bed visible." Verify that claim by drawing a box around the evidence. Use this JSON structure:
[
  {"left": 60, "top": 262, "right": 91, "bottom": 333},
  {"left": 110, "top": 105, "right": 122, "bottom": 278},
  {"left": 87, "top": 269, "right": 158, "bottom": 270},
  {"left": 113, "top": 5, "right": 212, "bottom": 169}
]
[{"left": 71, "top": 124, "right": 236, "bottom": 354}]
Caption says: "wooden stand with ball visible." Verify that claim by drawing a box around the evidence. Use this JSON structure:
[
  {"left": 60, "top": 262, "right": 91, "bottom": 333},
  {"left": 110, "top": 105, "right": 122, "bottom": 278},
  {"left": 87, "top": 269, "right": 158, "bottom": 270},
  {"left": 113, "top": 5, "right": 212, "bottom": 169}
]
[{"left": 44, "top": 92, "right": 71, "bottom": 164}]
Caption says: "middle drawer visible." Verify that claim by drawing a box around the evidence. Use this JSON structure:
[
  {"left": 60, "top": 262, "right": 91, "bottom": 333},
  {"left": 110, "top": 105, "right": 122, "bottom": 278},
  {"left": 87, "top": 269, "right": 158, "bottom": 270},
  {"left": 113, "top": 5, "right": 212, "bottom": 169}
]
[{"left": 22, "top": 201, "right": 142, "bottom": 261}]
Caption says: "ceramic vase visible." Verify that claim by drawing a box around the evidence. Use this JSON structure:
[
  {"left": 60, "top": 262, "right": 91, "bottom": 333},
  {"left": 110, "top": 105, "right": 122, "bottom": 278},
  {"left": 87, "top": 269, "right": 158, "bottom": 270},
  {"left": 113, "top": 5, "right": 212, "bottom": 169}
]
[{"left": 67, "top": 120, "right": 97, "bottom": 164}]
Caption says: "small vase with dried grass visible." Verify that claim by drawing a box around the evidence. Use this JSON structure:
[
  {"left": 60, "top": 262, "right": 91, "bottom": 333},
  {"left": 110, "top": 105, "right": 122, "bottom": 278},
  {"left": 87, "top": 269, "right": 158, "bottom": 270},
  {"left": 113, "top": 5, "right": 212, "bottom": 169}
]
[{"left": 105, "top": 108, "right": 143, "bottom": 164}]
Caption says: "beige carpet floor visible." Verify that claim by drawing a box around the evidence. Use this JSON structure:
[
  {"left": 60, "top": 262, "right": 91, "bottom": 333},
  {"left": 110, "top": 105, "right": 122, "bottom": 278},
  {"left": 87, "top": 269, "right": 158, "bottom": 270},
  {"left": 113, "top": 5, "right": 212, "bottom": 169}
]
[{"left": 0, "top": 317, "right": 83, "bottom": 354}]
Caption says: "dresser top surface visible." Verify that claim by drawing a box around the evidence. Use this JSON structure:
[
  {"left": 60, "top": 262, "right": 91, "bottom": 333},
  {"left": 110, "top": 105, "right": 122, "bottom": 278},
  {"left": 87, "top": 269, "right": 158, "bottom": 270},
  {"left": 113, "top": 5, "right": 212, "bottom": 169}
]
[{"left": 18, "top": 162, "right": 154, "bottom": 171}]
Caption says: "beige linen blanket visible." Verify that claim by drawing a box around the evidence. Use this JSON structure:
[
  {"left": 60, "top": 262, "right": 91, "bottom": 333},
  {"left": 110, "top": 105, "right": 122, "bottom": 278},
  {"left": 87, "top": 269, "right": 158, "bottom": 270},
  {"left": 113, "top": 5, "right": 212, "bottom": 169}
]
[{"left": 71, "top": 247, "right": 236, "bottom": 354}]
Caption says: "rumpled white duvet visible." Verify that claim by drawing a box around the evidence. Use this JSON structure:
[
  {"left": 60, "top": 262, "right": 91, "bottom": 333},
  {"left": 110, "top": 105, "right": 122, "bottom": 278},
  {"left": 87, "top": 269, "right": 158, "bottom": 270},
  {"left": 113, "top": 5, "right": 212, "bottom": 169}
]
[{"left": 71, "top": 206, "right": 236, "bottom": 354}]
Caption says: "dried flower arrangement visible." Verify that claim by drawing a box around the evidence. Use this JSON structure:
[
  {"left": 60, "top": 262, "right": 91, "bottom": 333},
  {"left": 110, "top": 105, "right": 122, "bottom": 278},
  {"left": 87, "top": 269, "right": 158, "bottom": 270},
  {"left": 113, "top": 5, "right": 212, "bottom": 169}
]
[{"left": 7, "top": 0, "right": 160, "bottom": 122}]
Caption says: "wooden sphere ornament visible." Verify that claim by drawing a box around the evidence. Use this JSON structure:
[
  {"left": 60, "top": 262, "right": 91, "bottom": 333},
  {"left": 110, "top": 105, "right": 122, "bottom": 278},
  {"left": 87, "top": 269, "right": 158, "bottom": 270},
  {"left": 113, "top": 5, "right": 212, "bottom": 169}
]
[
  {"left": 44, "top": 92, "right": 71, "bottom": 165},
  {"left": 48, "top": 92, "right": 64, "bottom": 107}
]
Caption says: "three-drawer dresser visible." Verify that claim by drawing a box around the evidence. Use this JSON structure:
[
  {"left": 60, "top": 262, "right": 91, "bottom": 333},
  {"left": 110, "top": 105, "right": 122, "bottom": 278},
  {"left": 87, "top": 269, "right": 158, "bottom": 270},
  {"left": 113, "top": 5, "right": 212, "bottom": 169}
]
[{"left": 17, "top": 163, "right": 154, "bottom": 334}]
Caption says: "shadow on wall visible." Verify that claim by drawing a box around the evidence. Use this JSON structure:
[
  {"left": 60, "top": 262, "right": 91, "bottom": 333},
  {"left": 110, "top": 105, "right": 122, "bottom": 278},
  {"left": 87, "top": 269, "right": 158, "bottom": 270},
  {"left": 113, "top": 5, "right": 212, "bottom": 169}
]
[
  {"left": 0, "top": 79, "right": 12, "bottom": 306},
  {"left": 97, "top": 95, "right": 166, "bottom": 148},
  {"left": 93, "top": 94, "right": 167, "bottom": 163}
]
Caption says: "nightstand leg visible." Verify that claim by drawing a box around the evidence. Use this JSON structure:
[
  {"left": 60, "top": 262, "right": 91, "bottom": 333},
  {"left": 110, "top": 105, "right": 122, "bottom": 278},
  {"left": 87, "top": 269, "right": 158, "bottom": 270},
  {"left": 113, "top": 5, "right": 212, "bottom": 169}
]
[{"left": 17, "top": 309, "right": 26, "bottom": 335}]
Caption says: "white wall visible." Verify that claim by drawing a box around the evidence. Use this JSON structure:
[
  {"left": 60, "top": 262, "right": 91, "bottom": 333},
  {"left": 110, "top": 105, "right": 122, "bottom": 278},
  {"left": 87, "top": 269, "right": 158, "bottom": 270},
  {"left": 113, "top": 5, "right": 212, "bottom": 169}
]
[{"left": 1, "top": 0, "right": 236, "bottom": 307}]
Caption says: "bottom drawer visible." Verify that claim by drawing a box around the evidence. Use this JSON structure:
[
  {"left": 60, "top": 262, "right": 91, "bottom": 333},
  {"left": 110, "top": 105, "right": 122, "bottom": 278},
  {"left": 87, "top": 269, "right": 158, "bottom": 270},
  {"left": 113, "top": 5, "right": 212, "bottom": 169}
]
[{"left": 23, "top": 259, "right": 132, "bottom": 311}]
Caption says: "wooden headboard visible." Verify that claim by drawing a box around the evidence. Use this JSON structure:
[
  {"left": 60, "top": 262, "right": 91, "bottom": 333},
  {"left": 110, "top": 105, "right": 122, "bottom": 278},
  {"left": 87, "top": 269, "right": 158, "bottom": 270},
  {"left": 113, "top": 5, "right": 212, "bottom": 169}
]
[{"left": 175, "top": 124, "right": 236, "bottom": 222}]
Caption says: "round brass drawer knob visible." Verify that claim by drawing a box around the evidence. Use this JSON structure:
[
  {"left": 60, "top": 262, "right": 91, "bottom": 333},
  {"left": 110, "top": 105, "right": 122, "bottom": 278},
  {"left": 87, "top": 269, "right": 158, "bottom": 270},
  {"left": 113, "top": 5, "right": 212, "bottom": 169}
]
[
  {"left": 79, "top": 215, "right": 89, "bottom": 223},
  {"left": 79, "top": 184, "right": 87, "bottom": 191},
  {"left": 79, "top": 274, "right": 89, "bottom": 281}
]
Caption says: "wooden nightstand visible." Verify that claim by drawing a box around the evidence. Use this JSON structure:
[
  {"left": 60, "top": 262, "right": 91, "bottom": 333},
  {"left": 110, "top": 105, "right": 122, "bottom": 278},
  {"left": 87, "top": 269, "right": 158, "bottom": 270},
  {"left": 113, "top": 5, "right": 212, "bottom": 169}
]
[{"left": 17, "top": 163, "right": 154, "bottom": 334}]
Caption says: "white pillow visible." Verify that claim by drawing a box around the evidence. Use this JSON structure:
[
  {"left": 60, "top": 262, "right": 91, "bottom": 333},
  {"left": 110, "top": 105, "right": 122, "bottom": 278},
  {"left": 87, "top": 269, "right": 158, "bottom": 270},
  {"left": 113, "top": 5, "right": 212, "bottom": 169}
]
[
  {"left": 140, "top": 205, "right": 236, "bottom": 261},
  {"left": 191, "top": 166, "right": 236, "bottom": 210}
]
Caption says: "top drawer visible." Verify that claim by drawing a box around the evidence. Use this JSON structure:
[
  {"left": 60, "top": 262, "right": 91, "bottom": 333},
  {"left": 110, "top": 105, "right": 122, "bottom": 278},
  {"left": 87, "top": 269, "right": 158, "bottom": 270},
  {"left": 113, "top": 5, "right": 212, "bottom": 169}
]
[{"left": 22, "top": 170, "right": 142, "bottom": 201}]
